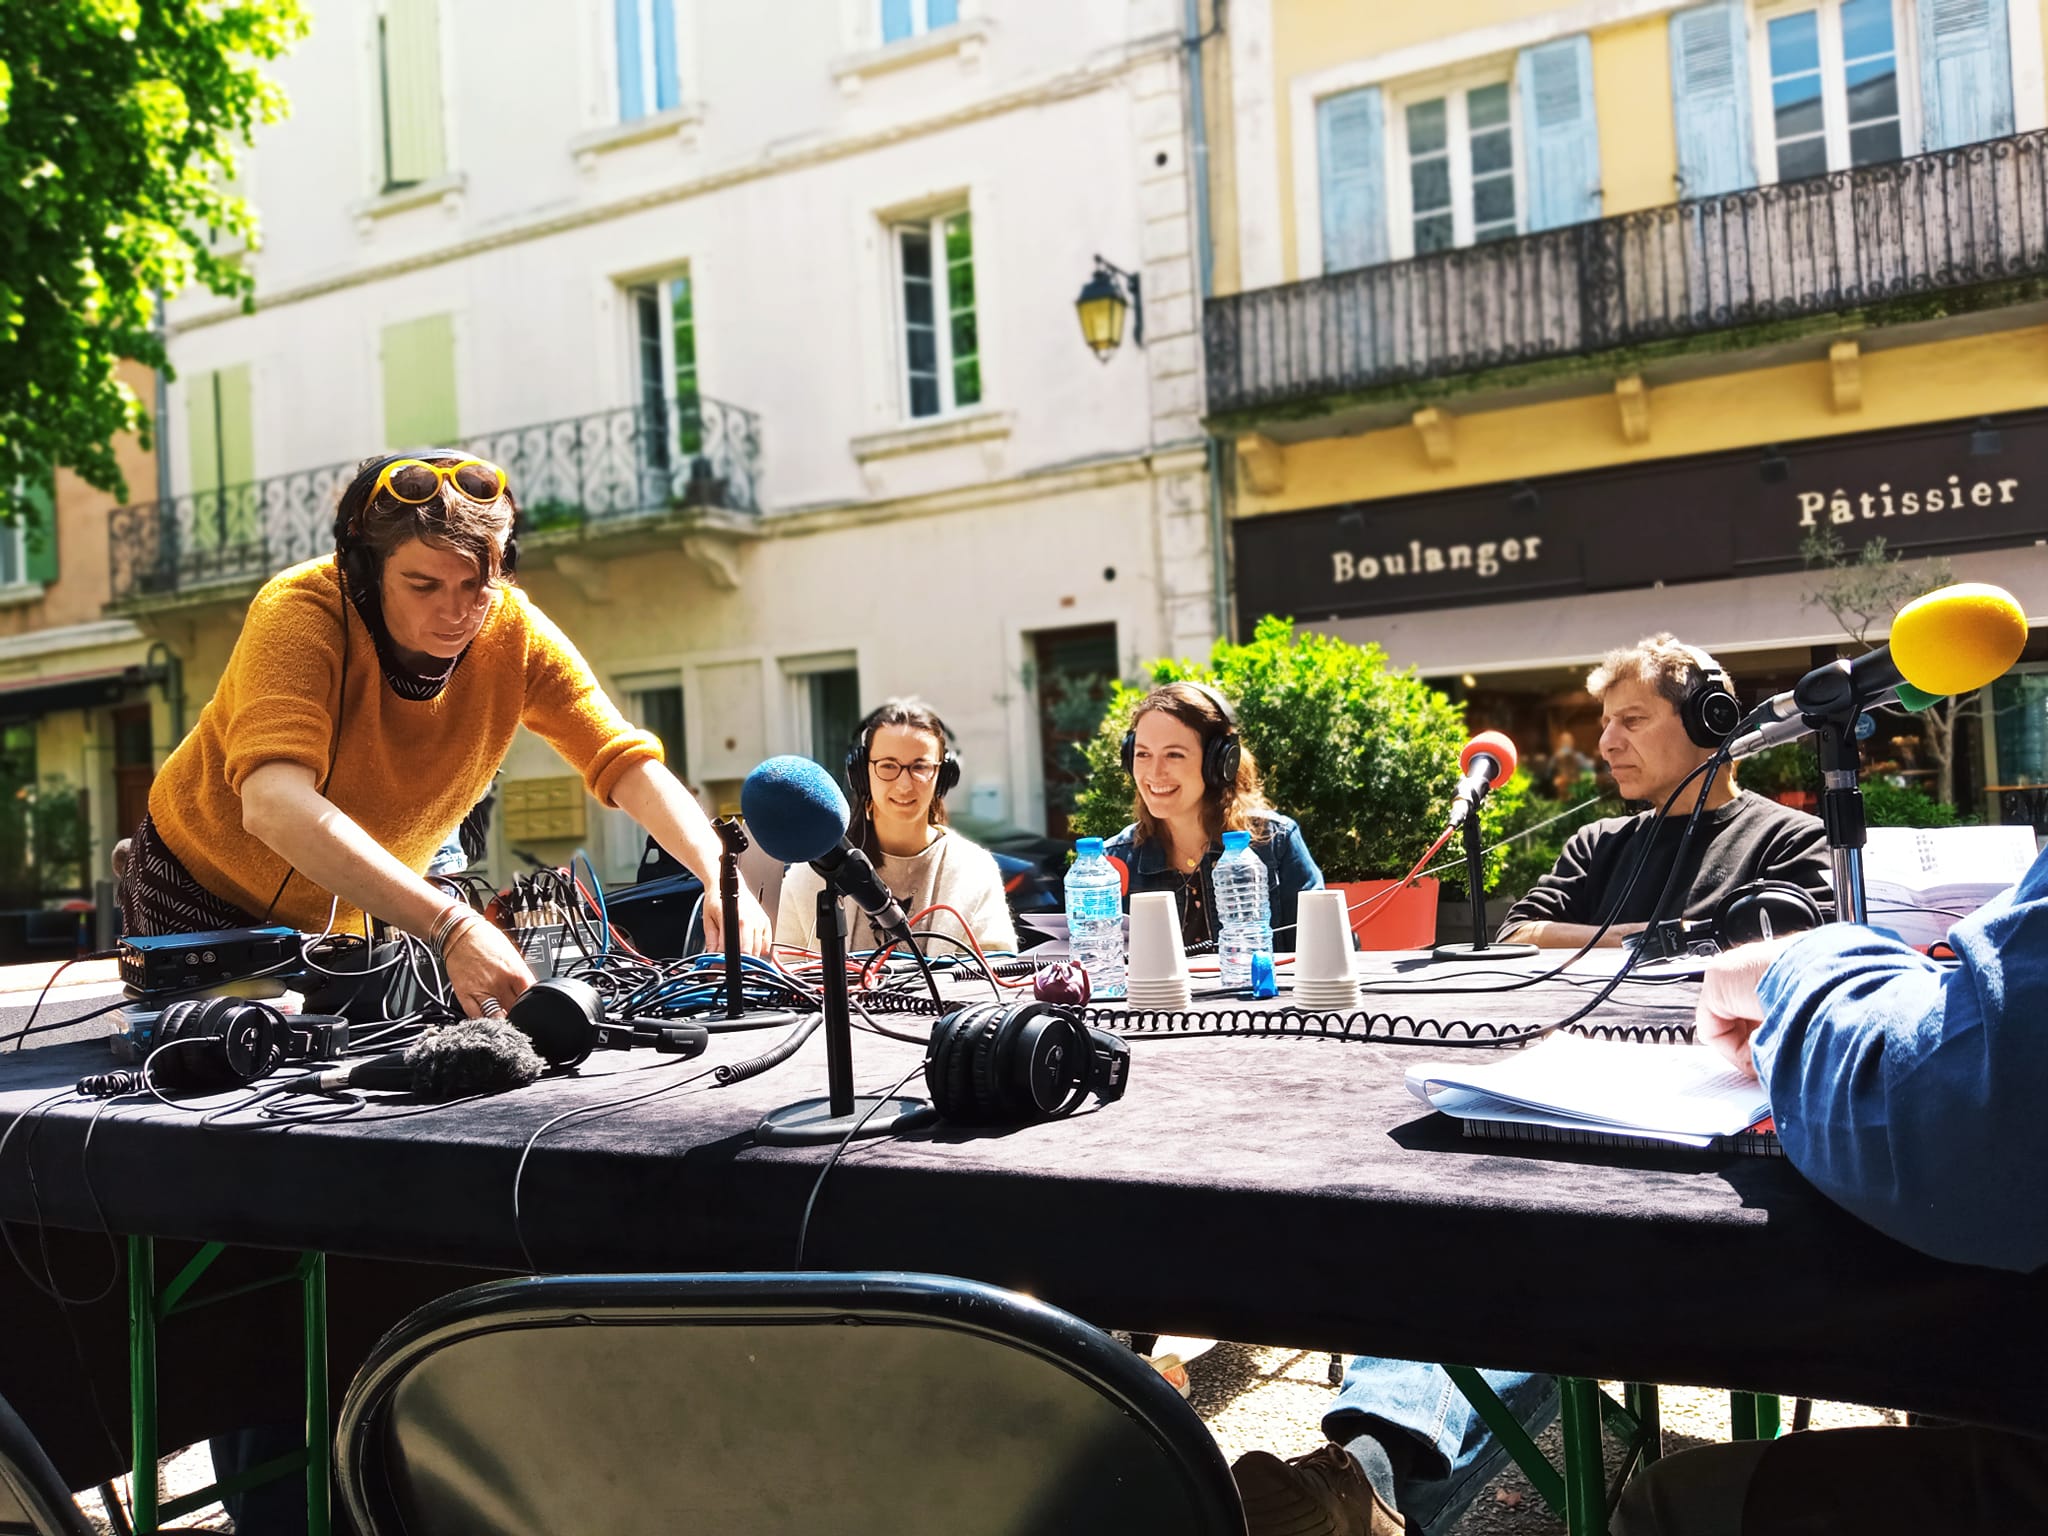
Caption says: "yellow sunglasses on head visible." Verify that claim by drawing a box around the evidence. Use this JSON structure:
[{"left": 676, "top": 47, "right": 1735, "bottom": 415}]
[{"left": 372, "top": 456, "right": 508, "bottom": 507}]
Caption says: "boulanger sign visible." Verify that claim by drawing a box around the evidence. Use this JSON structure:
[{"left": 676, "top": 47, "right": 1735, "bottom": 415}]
[{"left": 1235, "top": 411, "right": 2048, "bottom": 627}]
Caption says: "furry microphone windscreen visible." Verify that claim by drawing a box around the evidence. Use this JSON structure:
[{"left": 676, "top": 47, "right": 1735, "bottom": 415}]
[{"left": 403, "top": 1018, "right": 546, "bottom": 1100}]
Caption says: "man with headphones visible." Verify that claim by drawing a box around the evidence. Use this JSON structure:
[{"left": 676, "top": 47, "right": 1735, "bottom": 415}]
[{"left": 1497, "top": 633, "right": 1833, "bottom": 950}]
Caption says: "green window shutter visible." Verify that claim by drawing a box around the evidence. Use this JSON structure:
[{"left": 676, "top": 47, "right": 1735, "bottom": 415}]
[
  {"left": 186, "top": 369, "right": 224, "bottom": 553},
  {"left": 23, "top": 471, "right": 58, "bottom": 586},
  {"left": 1318, "top": 86, "right": 1389, "bottom": 273},
  {"left": 215, "top": 364, "right": 256, "bottom": 545},
  {"left": 381, "top": 314, "right": 460, "bottom": 447},
  {"left": 945, "top": 213, "right": 980, "bottom": 409},
  {"left": 187, "top": 371, "right": 221, "bottom": 495},
  {"left": 382, "top": 0, "right": 448, "bottom": 187}
]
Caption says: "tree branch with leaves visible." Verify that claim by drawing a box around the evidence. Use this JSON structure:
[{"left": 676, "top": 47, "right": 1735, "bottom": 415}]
[{"left": 0, "top": 0, "right": 307, "bottom": 527}]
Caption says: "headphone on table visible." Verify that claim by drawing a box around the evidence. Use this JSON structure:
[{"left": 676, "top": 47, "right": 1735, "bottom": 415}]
[
  {"left": 331, "top": 448, "right": 521, "bottom": 603},
  {"left": 845, "top": 703, "right": 962, "bottom": 816},
  {"left": 925, "top": 1001, "right": 1131, "bottom": 1127},
  {"left": 1640, "top": 879, "right": 1826, "bottom": 962},
  {"left": 132, "top": 998, "right": 348, "bottom": 1093},
  {"left": 1121, "top": 681, "right": 1242, "bottom": 791},
  {"left": 1674, "top": 648, "right": 1742, "bottom": 750}
]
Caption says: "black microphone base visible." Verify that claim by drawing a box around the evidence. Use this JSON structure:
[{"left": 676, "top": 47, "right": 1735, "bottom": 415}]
[
  {"left": 1432, "top": 941, "right": 1541, "bottom": 963},
  {"left": 756, "top": 1094, "right": 938, "bottom": 1146}
]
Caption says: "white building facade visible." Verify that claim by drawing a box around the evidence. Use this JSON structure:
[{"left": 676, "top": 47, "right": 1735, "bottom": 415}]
[{"left": 129, "top": 0, "right": 1221, "bottom": 878}]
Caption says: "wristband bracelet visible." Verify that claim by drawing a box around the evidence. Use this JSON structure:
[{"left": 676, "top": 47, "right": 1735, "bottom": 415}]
[{"left": 428, "top": 902, "right": 477, "bottom": 956}]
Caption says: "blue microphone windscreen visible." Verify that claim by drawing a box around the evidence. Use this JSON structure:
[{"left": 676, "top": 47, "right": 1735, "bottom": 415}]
[{"left": 741, "top": 755, "right": 851, "bottom": 864}]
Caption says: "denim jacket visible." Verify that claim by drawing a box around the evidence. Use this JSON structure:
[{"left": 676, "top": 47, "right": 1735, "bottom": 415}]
[{"left": 1102, "top": 811, "right": 1324, "bottom": 946}]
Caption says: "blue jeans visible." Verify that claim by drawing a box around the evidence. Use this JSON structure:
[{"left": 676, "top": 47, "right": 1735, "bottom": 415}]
[{"left": 1323, "top": 1358, "right": 1560, "bottom": 1535}]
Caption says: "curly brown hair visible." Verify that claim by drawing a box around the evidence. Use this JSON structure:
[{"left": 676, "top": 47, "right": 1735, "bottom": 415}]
[{"left": 1127, "top": 681, "right": 1277, "bottom": 848}]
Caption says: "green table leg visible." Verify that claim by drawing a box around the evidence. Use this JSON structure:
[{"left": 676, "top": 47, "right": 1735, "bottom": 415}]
[
  {"left": 1440, "top": 1364, "right": 1567, "bottom": 1516},
  {"left": 1624, "top": 1383, "right": 1662, "bottom": 1467},
  {"left": 126, "top": 1237, "right": 158, "bottom": 1536},
  {"left": 1560, "top": 1376, "right": 1608, "bottom": 1536},
  {"left": 1731, "top": 1391, "right": 1781, "bottom": 1440},
  {"left": 302, "top": 1252, "right": 330, "bottom": 1536}
]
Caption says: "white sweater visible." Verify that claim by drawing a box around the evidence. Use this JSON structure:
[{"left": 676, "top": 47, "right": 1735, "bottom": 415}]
[{"left": 775, "top": 827, "right": 1018, "bottom": 956}]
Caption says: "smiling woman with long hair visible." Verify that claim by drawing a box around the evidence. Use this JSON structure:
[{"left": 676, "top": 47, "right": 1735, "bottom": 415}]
[
  {"left": 121, "top": 449, "right": 772, "bottom": 1018},
  {"left": 775, "top": 697, "right": 1016, "bottom": 956},
  {"left": 1102, "top": 680, "right": 1323, "bottom": 946}
]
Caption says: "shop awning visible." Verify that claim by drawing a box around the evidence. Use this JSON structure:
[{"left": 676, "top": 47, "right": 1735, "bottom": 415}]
[
  {"left": 1316, "top": 548, "right": 2048, "bottom": 679},
  {"left": 0, "top": 665, "right": 149, "bottom": 721}
]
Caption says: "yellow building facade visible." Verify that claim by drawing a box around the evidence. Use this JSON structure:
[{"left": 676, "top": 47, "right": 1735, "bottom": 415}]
[{"left": 1204, "top": 0, "right": 2048, "bottom": 815}]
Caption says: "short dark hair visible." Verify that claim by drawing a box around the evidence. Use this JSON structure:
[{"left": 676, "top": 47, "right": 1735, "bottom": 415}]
[{"left": 335, "top": 452, "right": 517, "bottom": 586}]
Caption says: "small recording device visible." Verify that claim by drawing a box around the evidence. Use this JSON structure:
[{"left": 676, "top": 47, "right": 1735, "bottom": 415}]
[{"left": 118, "top": 926, "right": 301, "bottom": 997}]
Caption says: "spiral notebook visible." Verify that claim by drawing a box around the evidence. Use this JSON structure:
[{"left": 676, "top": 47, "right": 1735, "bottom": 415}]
[{"left": 1406, "top": 1032, "right": 1780, "bottom": 1153}]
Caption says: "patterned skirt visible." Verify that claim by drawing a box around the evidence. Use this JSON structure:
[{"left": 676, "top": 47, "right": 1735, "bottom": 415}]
[{"left": 120, "top": 813, "right": 263, "bottom": 938}]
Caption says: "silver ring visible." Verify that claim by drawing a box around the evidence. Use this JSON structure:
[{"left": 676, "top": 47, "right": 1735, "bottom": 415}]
[{"left": 478, "top": 996, "right": 504, "bottom": 1018}]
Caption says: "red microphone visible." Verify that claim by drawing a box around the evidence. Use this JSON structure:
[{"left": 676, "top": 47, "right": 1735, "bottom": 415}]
[{"left": 1449, "top": 731, "right": 1517, "bottom": 829}]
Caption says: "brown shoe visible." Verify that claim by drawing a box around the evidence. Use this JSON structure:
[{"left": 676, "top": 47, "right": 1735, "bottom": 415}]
[{"left": 1232, "top": 1445, "right": 1407, "bottom": 1536}]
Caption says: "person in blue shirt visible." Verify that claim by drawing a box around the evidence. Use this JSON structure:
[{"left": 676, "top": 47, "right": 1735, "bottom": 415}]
[
  {"left": 1100, "top": 680, "right": 1322, "bottom": 947},
  {"left": 1611, "top": 845, "right": 2048, "bottom": 1535}
]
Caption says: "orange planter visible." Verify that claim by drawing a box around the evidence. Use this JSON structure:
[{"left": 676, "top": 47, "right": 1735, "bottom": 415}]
[{"left": 1329, "top": 876, "right": 1441, "bottom": 950}]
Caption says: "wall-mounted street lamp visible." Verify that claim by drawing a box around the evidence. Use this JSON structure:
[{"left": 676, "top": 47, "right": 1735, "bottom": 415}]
[{"left": 1075, "top": 256, "right": 1144, "bottom": 362}]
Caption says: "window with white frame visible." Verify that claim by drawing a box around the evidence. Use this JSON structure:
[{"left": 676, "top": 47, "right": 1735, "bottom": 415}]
[
  {"left": 1396, "top": 79, "right": 1518, "bottom": 257},
  {"left": 622, "top": 675, "right": 688, "bottom": 781},
  {"left": 615, "top": 0, "right": 683, "bottom": 122},
  {"left": 628, "top": 273, "right": 701, "bottom": 464},
  {"left": 782, "top": 654, "right": 862, "bottom": 774},
  {"left": 1759, "top": 0, "right": 1907, "bottom": 180},
  {"left": 881, "top": 0, "right": 958, "bottom": 45},
  {"left": 895, "top": 210, "right": 980, "bottom": 420}
]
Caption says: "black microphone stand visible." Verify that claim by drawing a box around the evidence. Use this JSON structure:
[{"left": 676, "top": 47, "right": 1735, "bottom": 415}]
[
  {"left": 1433, "top": 810, "right": 1538, "bottom": 962},
  {"left": 707, "top": 816, "right": 800, "bottom": 1030},
  {"left": 1813, "top": 716, "right": 1869, "bottom": 925},
  {"left": 755, "top": 886, "right": 936, "bottom": 1145}
]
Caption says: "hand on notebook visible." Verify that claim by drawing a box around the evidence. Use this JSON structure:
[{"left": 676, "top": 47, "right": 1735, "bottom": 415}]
[{"left": 1695, "top": 936, "right": 1800, "bottom": 1078}]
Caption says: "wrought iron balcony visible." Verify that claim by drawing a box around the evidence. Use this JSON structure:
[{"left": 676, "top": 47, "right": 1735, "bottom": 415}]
[
  {"left": 1205, "top": 130, "right": 2048, "bottom": 421},
  {"left": 109, "top": 395, "right": 763, "bottom": 604}
]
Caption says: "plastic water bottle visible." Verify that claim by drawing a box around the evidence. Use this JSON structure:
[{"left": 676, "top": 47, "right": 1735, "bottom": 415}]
[
  {"left": 1064, "top": 837, "right": 1127, "bottom": 1000},
  {"left": 1214, "top": 829, "right": 1273, "bottom": 991}
]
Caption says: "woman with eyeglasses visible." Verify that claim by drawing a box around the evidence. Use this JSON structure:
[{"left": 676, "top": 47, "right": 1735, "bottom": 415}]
[
  {"left": 775, "top": 698, "right": 1017, "bottom": 957},
  {"left": 122, "top": 450, "right": 775, "bottom": 1021}
]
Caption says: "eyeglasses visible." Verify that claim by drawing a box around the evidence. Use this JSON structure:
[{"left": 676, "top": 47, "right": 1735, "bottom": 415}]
[
  {"left": 870, "top": 759, "right": 940, "bottom": 783},
  {"left": 373, "top": 457, "right": 508, "bottom": 507}
]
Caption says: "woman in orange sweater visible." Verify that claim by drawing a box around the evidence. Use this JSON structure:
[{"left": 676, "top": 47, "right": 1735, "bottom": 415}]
[{"left": 124, "top": 450, "right": 773, "bottom": 1017}]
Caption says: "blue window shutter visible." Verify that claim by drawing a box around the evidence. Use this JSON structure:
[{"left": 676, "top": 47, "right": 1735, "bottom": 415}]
[
  {"left": 929, "top": 0, "right": 959, "bottom": 25},
  {"left": 1919, "top": 0, "right": 2014, "bottom": 150},
  {"left": 1318, "top": 86, "right": 1387, "bottom": 273},
  {"left": 1520, "top": 34, "right": 1601, "bottom": 230},
  {"left": 615, "top": 0, "right": 645, "bottom": 121},
  {"left": 653, "top": 0, "right": 681, "bottom": 112},
  {"left": 1670, "top": 2, "right": 1755, "bottom": 196},
  {"left": 882, "top": 0, "right": 913, "bottom": 44}
]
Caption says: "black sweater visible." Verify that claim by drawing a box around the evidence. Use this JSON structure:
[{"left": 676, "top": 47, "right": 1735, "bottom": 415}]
[{"left": 1500, "top": 791, "right": 1834, "bottom": 936}]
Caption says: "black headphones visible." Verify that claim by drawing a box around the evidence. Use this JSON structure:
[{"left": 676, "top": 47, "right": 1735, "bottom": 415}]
[
  {"left": 925, "top": 1001, "right": 1131, "bottom": 1127},
  {"left": 1121, "top": 681, "right": 1242, "bottom": 791},
  {"left": 1641, "top": 879, "right": 1826, "bottom": 962},
  {"left": 331, "top": 449, "right": 520, "bottom": 603},
  {"left": 845, "top": 703, "right": 962, "bottom": 816},
  {"left": 143, "top": 998, "right": 347, "bottom": 1092},
  {"left": 1676, "top": 649, "right": 1742, "bottom": 750}
]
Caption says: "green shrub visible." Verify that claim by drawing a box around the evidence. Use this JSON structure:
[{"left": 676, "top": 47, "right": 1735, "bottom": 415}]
[
  {"left": 1736, "top": 742, "right": 1823, "bottom": 798},
  {"left": 1068, "top": 617, "right": 1524, "bottom": 894},
  {"left": 1861, "top": 778, "right": 1967, "bottom": 828}
]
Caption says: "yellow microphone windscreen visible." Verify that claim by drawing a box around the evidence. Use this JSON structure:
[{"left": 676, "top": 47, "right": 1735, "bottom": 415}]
[{"left": 1889, "top": 583, "right": 2029, "bottom": 696}]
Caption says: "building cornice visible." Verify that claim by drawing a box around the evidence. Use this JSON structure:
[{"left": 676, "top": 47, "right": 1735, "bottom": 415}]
[
  {"left": 0, "top": 618, "right": 148, "bottom": 665},
  {"left": 767, "top": 440, "right": 1208, "bottom": 537},
  {"left": 172, "top": 35, "right": 1182, "bottom": 333}
]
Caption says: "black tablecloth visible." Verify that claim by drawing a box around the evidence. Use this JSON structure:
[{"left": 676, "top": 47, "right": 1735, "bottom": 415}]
[{"left": 4, "top": 963, "right": 2045, "bottom": 1460}]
